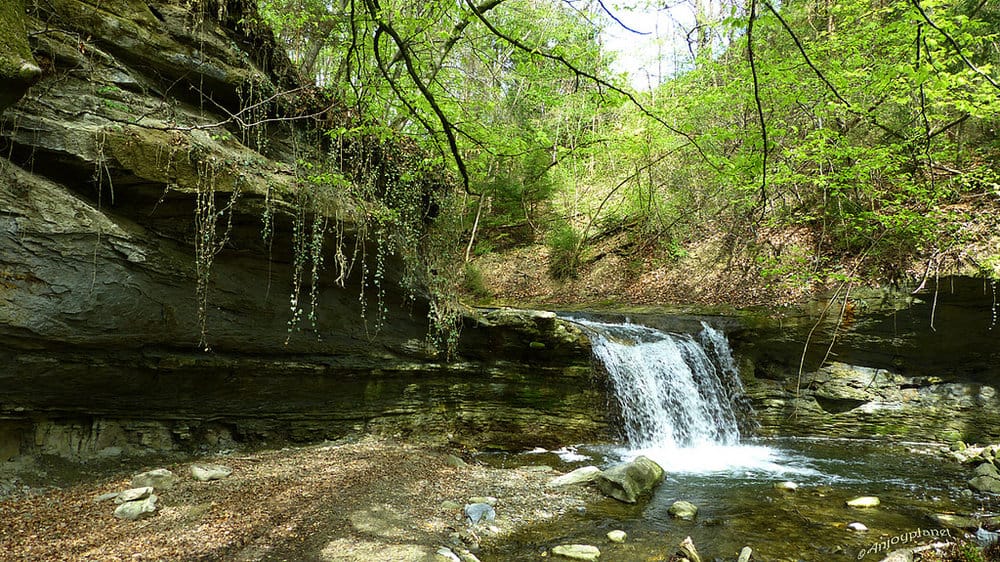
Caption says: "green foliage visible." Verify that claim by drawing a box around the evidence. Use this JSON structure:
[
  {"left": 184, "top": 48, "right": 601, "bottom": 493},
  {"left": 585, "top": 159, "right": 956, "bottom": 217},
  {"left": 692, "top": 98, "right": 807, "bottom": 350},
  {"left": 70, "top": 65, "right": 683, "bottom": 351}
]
[
  {"left": 253, "top": 0, "right": 1000, "bottom": 311},
  {"left": 918, "top": 539, "right": 1000, "bottom": 562},
  {"left": 546, "top": 221, "right": 581, "bottom": 279},
  {"left": 461, "top": 263, "right": 491, "bottom": 301}
]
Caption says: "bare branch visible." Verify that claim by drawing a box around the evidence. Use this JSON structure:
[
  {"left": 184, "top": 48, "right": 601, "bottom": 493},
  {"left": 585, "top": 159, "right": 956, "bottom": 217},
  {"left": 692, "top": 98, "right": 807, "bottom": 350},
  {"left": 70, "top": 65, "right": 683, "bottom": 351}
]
[
  {"left": 465, "top": 0, "right": 720, "bottom": 171},
  {"left": 596, "top": 0, "right": 651, "bottom": 35},
  {"left": 747, "top": 0, "right": 768, "bottom": 213},
  {"left": 363, "top": 0, "right": 475, "bottom": 194}
]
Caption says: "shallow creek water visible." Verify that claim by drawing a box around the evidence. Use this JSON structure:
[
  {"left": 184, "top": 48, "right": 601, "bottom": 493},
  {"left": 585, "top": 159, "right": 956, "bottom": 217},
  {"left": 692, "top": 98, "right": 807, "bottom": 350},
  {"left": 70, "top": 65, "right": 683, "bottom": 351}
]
[{"left": 480, "top": 437, "right": 994, "bottom": 561}]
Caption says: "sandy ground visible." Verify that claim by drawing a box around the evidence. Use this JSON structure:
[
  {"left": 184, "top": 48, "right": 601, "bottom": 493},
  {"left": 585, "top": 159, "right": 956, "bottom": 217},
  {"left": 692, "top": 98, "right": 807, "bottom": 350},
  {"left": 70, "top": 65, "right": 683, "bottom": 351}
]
[{"left": 0, "top": 436, "right": 599, "bottom": 561}]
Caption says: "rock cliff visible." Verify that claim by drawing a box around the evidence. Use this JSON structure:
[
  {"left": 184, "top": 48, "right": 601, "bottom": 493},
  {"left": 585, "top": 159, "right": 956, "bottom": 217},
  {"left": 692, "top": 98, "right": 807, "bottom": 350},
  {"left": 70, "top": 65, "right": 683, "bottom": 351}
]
[
  {"left": 733, "top": 277, "right": 1000, "bottom": 443},
  {"left": 0, "top": 0, "right": 606, "bottom": 459}
]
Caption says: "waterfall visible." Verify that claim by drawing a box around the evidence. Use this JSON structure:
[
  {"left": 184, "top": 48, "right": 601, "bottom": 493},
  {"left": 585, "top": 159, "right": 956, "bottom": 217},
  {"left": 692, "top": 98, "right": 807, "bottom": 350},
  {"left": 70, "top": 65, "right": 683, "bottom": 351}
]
[{"left": 573, "top": 318, "right": 750, "bottom": 450}]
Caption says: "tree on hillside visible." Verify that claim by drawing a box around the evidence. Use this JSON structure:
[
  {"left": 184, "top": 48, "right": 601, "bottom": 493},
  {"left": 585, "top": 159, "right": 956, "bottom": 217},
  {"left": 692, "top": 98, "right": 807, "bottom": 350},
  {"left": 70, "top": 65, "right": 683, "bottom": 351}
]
[{"left": 255, "top": 0, "right": 1000, "bottom": 300}]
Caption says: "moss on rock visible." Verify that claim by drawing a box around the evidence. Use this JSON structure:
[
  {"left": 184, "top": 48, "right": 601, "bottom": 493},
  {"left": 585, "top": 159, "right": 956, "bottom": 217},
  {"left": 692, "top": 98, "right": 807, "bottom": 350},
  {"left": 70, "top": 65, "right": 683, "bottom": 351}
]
[{"left": 0, "top": 0, "right": 41, "bottom": 112}]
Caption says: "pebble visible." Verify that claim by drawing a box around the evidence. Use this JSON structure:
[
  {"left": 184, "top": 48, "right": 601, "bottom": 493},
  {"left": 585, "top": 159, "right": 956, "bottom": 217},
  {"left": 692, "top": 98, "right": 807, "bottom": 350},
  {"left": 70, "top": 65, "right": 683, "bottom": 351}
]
[
  {"left": 607, "top": 529, "right": 626, "bottom": 543},
  {"left": 551, "top": 544, "right": 600, "bottom": 561},
  {"left": 191, "top": 464, "right": 233, "bottom": 482},
  {"left": 846, "top": 496, "right": 880, "bottom": 508},
  {"left": 847, "top": 522, "right": 869, "bottom": 531},
  {"left": 774, "top": 481, "right": 798, "bottom": 492},
  {"left": 444, "top": 454, "right": 467, "bottom": 468}
]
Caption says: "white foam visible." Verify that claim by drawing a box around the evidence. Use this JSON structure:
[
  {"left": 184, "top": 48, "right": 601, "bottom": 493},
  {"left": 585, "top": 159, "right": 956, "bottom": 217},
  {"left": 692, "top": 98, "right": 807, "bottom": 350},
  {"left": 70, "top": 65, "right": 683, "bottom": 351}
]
[
  {"left": 620, "top": 443, "right": 825, "bottom": 477},
  {"left": 553, "top": 446, "right": 592, "bottom": 462}
]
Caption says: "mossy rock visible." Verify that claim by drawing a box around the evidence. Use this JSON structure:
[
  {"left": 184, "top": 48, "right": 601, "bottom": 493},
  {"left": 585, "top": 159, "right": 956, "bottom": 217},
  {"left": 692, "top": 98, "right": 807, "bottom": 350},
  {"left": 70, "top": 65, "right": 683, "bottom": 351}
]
[{"left": 0, "top": 0, "right": 41, "bottom": 111}]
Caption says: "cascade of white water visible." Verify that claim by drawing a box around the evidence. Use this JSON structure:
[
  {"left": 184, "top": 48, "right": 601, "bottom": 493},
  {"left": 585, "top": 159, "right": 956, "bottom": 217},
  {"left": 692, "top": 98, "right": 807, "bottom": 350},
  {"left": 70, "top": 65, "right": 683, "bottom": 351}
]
[{"left": 574, "top": 318, "right": 749, "bottom": 449}]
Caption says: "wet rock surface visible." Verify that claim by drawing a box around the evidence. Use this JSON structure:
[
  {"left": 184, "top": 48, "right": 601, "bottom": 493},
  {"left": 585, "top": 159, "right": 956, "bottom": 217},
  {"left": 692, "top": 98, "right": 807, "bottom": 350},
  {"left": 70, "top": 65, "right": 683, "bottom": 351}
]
[{"left": 0, "top": 0, "right": 606, "bottom": 457}]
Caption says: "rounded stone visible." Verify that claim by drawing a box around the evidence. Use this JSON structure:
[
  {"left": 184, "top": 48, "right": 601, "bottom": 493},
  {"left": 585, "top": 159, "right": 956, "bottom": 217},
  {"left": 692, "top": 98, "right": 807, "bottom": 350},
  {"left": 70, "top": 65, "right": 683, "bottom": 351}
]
[
  {"left": 774, "top": 481, "right": 799, "bottom": 492},
  {"left": 551, "top": 544, "right": 600, "bottom": 561},
  {"left": 18, "top": 63, "right": 42, "bottom": 83},
  {"left": 606, "top": 530, "right": 627, "bottom": 543},
  {"left": 668, "top": 500, "right": 698, "bottom": 520},
  {"left": 846, "top": 496, "right": 880, "bottom": 508},
  {"left": 191, "top": 464, "right": 233, "bottom": 482}
]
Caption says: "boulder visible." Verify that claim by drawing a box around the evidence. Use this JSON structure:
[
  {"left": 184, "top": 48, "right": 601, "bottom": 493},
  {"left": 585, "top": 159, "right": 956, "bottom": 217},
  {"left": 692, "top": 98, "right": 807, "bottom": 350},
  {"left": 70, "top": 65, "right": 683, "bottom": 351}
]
[
  {"left": 191, "top": 464, "right": 233, "bottom": 482},
  {"left": 551, "top": 544, "right": 600, "bottom": 561},
  {"left": 606, "top": 530, "right": 626, "bottom": 543},
  {"left": 594, "top": 456, "right": 664, "bottom": 503},
  {"left": 974, "top": 462, "right": 1000, "bottom": 479},
  {"left": 131, "top": 468, "right": 178, "bottom": 490},
  {"left": 969, "top": 475, "right": 1000, "bottom": 494},
  {"left": 668, "top": 500, "right": 699, "bottom": 521},
  {"left": 113, "top": 494, "right": 158, "bottom": 520},
  {"left": 547, "top": 466, "right": 601, "bottom": 488}
]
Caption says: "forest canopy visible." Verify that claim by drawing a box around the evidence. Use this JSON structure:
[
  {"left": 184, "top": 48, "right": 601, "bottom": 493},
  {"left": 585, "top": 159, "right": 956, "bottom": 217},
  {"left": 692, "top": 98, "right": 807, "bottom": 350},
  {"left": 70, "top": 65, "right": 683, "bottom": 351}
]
[{"left": 254, "top": 0, "right": 1000, "bottom": 303}]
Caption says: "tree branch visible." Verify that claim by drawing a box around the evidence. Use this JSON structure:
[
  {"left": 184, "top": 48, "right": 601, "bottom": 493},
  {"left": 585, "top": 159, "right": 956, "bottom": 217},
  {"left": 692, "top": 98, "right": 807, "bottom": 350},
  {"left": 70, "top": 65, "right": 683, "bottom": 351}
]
[
  {"left": 747, "top": 0, "right": 769, "bottom": 214},
  {"left": 363, "top": 0, "right": 475, "bottom": 194},
  {"left": 911, "top": 0, "right": 1000, "bottom": 90},
  {"left": 464, "top": 0, "right": 721, "bottom": 171}
]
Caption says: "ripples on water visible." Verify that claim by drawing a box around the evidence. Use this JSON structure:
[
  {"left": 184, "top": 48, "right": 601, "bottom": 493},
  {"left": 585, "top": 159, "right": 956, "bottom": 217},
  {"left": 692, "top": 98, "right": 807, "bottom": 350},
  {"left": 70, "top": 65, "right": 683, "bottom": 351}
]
[
  {"left": 488, "top": 437, "right": 984, "bottom": 561},
  {"left": 485, "top": 318, "right": 991, "bottom": 560}
]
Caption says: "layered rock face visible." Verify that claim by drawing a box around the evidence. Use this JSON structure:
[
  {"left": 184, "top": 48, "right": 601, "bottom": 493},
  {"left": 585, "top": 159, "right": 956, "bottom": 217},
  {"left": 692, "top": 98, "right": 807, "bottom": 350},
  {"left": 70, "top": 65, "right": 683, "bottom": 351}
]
[
  {"left": 734, "top": 277, "right": 1000, "bottom": 443},
  {"left": 0, "top": 0, "right": 607, "bottom": 459}
]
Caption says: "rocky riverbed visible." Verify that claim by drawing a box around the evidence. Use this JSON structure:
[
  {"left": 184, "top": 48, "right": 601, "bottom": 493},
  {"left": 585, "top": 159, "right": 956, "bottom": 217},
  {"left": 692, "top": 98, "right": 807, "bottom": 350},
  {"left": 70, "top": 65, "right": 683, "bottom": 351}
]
[{"left": 0, "top": 435, "right": 606, "bottom": 561}]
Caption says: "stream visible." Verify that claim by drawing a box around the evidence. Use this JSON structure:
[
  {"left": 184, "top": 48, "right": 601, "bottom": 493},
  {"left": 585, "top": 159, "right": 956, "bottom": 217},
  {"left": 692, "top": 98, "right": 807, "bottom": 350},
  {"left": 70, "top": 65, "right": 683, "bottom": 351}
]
[
  {"left": 478, "top": 318, "right": 995, "bottom": 561},
  {"left": 481, "top": 438, "right": 980, "bottom": 560}
]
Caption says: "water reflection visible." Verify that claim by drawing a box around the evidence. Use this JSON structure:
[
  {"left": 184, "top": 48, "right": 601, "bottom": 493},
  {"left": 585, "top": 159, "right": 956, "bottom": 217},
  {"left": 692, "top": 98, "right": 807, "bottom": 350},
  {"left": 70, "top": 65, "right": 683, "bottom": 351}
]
[{"left": 481, "top": 437, "right": 993, "bottom": 561}]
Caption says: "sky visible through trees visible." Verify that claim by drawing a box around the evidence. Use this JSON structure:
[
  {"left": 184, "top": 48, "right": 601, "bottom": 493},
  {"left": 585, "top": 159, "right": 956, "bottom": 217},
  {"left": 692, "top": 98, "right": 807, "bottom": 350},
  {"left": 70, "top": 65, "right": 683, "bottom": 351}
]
[{"left": 257, "top": 0, "right": 1000, "bottom": 300}]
